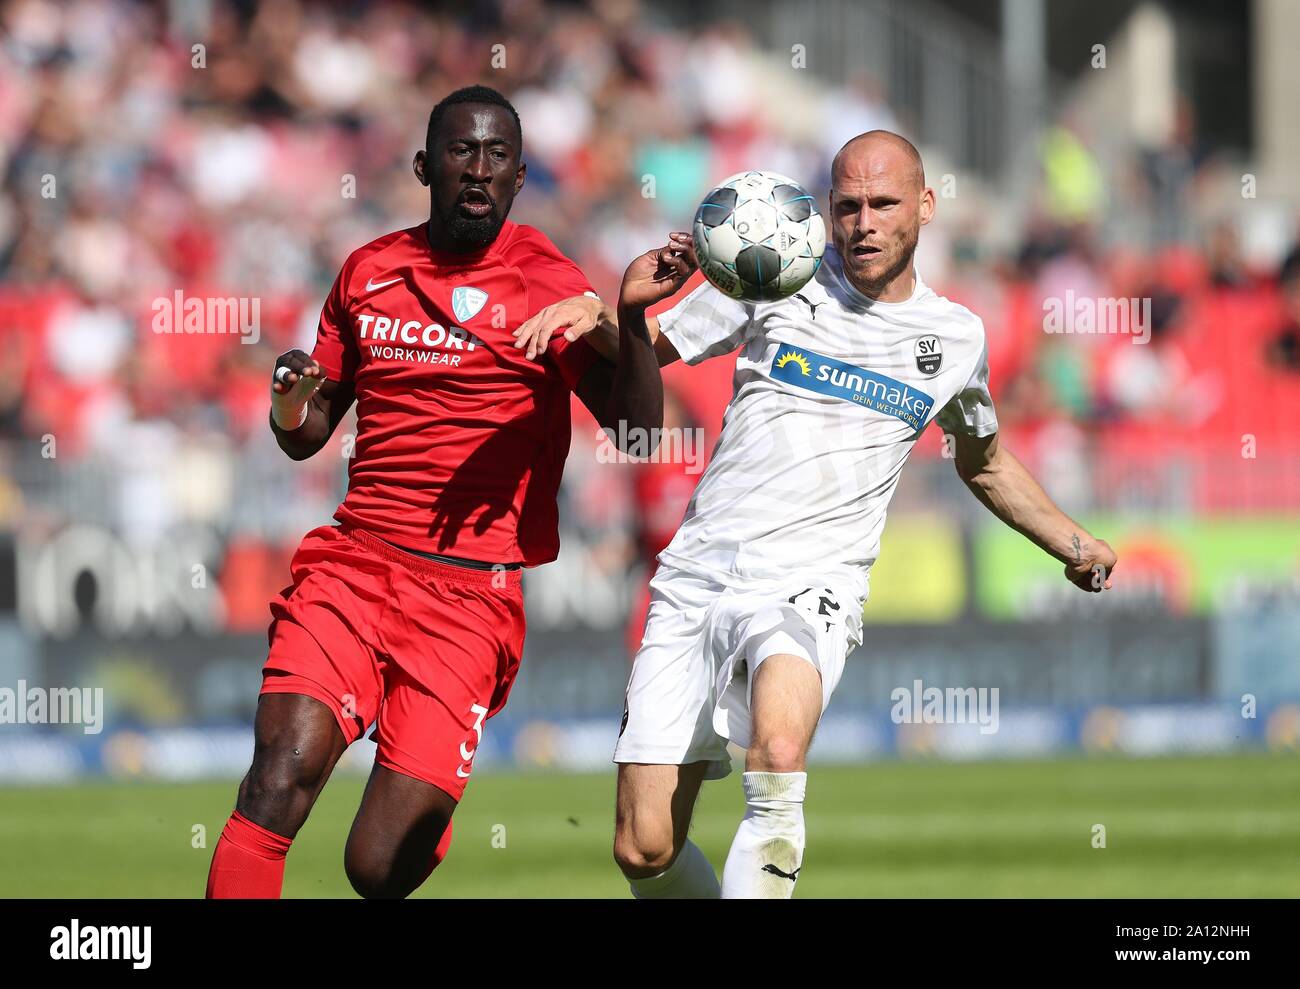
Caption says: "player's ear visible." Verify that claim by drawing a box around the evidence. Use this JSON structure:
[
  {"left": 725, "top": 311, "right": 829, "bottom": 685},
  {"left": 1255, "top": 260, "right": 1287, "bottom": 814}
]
[
  {"left": 513, "top": 160, "right": 526, "bottom": 195},
  {"left": 413, "top": 150, "right": 429, "bottom": 187},
  {"left": 919, "top": 186, "right": 936, "bottom": 226}
]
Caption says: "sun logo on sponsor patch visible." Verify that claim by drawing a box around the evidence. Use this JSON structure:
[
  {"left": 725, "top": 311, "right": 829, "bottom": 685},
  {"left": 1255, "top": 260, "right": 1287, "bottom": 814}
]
[{"left": 775, "top": 350, "right": 811, "bottom": 376}]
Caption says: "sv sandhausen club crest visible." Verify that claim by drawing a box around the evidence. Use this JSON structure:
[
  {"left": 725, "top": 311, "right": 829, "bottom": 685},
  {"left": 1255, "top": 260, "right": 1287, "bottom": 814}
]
[
  {"left": 451, "top": 286, "right": 489, "bottom": 322},
  {"left": 914, "top": 335, "right": 942, "bottom": 375}
]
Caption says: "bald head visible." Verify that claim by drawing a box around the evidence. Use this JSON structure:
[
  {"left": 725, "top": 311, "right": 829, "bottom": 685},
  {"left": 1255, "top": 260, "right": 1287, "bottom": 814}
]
[
  {"left": 826, "top": 130, "right": 934, "bottom": 302},
  {"left": 831, "top": 130, "right": 925, "bottom": 191}
]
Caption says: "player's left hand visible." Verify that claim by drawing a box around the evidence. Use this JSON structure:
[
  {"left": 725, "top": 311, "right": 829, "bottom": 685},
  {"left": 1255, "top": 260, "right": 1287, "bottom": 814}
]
[
  {"left": 618, "top": 232, "right": 697, "bottom": 311},
  {"left": 1064, "top": 537, "right": 1117, "bottom": 592},
  {"left": 513, "top": 294, "right": 606, "bottom": 361}
]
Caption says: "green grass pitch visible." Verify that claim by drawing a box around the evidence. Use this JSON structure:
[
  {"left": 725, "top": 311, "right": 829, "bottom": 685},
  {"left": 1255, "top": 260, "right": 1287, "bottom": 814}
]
[{"left": 2, "top": 753, "right": 1297, "bottom": 897}]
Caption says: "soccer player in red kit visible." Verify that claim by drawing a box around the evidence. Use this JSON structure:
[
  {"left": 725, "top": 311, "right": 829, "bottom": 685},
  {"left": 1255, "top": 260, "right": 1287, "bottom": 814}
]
[{"left": 205, "top": 86, "right": 691, "bottom": 899}]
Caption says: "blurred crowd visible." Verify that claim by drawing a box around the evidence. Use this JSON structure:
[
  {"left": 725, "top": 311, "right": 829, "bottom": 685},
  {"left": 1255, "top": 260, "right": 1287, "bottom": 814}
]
[{"left": 2, "top": 0, "right": 1300, "bottom": 546}]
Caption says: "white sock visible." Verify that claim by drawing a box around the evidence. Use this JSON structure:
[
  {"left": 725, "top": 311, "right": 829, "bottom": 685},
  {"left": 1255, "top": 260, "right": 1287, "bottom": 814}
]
[
  {"left": 720, "top": 771, "right": 806, "bottom": 899},
  {"left": 628, "top": 839, "right": 720, "bottom": 899}
]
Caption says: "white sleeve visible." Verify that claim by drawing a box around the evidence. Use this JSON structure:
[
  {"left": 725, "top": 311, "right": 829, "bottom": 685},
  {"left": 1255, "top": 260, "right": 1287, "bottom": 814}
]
[
  {"left": 656, "top": 281, "right": 757, "bottom": 365},
  {"left": 935, "top": 343, "right": 999, "bottom": 437}
]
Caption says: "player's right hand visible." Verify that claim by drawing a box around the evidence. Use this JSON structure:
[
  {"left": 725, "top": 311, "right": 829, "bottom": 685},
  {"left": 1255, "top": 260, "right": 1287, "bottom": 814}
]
[
  {"left": 271, "top": 352, "right": 326, "bottom": 432},
  {"left": 512, "top": 294, "right": 606, "bottom": 361},
  {"left": 272, "top": 350, "right": 325, "bottom": 399}
]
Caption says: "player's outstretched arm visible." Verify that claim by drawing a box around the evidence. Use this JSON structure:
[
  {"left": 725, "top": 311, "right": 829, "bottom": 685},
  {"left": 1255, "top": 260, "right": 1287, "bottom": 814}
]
[
  {"left": 269, "top": 350, "right": 356, "bottom": 460},
  {"left": 511, "top": 232, "right": 694, "bottom": 367},
  {"left": 574, "top": 241, "right": 695, "bottom": 445},
  {"left": 951, "top": 430, "right": 1117, "bottom": 592},
  {"left": 585, "top": 304, "right": 681, "bottom": 366}
]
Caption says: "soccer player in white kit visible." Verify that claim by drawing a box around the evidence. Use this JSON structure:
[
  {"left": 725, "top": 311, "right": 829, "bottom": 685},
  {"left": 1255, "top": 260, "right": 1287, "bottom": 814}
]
[{"left": 514, "top": 130, "right": 1118, "bottom": 898}]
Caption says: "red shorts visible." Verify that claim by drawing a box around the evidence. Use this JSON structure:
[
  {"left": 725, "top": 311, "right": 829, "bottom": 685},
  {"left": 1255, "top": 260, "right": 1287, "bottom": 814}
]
[{"left": 261, "top": 524, "right": 525, "bottom": 800}]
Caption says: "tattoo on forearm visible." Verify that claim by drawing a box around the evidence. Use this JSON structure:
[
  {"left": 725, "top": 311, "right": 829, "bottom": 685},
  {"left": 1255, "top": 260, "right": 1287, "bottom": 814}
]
[{"left": 1072, "top": 533, "right": 1082, "bottom": 563}]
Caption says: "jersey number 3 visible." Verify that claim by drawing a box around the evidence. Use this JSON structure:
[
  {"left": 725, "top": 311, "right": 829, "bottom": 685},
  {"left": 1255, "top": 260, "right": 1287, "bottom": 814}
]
[{"left": 456, "top": 703, "right": 489, "bottom": 779}]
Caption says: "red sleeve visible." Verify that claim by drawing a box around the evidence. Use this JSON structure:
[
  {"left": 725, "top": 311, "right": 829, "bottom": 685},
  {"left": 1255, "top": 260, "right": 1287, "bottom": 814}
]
[
  {"left": 553, "top": 335, "right": 600, "bottom": 393},
  {"left": 310, "top": 262, "right": 359, "bottom": 383},
  {"left": 518, "top": 230, "right": 601, "bottom": 392}
]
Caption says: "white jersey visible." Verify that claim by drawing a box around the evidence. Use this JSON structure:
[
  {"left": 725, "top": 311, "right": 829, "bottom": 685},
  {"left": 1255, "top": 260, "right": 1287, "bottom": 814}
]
[{"left": 656, "top": 247, "right": 998, "bottom": 596}]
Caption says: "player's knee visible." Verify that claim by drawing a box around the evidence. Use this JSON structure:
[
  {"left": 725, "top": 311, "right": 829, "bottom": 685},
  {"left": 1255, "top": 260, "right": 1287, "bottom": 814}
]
[
  {"left": 344, "top": 858, "right": 411, "bottom": 900},
  {"left": 747, "top": 733, "right": 807, "bottom": 774},
  {"left": 238, "top": 734, "right": 334, "bottom": 828},
  {"left": 612, "top": 826, "right": 677, "bottom": 878},
  {"left": 343, "top": 844, "right": 420, "bottom": 900}
]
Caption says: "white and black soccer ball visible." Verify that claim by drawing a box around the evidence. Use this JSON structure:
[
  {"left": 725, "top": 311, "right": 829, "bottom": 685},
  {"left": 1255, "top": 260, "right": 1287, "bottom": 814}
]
[{"left": 692, "top": 170, "right": 826, "bottom": 303}]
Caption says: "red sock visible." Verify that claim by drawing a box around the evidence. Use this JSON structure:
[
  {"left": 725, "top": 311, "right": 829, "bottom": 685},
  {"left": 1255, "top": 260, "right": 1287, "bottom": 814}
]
[
  {"left": 416, "top": 819, "right": 454, "bottom": 887},
  {"left": 205, "top": 811, "right": 294, "bottom": 899}
]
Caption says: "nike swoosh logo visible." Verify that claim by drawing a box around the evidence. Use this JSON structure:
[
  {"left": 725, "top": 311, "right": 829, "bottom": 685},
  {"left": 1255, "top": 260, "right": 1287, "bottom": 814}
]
[
  {"left": 761, "top": 863, "right": 801, "bottom": 881},
  {"left": 365, "top": 275, "right": 403, "bottom": 292}
]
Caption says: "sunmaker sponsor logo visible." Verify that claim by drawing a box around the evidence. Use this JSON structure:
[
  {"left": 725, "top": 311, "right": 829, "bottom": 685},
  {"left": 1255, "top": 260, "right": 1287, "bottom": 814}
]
[{"left": 769, "top": 342, "right": 935, "bottom": 431}]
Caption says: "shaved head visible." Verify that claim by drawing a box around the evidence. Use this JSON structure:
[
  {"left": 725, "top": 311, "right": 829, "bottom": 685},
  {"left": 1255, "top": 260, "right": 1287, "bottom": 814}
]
[
  {"left": 827, "top": 129, "right": 934, "bottom": 302},
  {"left": 832, "top": 130, "right": 925, "bottom": 190}
]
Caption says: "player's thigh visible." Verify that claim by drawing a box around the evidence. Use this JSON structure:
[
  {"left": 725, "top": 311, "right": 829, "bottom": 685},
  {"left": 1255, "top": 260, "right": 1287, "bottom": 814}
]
[
  {"left": 615, "top": 576, "right": 728, "bottom": 772},
  {"left": 343, "top": 654, "right": 491, "bottom": 897},
  {"left": 747, "top": 653, "right": 823, "bottom": 772},
  {"left": 615, "top": 761, "right": 710, "bottom": 859},
  {"left": 741, "top": 581, "right": 859, "bottom": 771},
  {"left": 345, "top": 763, "right": 456, "bottom": 897}
]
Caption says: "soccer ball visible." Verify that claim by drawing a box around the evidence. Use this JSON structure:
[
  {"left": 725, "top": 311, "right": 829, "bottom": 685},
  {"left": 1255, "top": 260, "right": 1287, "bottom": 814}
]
[{"left": 692, "top": 170, "right": 826, "bottom": 302}]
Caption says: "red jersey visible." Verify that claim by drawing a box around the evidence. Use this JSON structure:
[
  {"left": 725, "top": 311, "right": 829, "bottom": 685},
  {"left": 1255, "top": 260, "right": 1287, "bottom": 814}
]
[{"left": 310, "top": 220, "right": 599, "bottom": 565}]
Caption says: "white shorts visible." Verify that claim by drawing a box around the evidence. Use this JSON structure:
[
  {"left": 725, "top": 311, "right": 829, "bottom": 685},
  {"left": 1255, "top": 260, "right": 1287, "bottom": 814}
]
[{"left": 612, "top": 563, "right": 864, "bottom": 780}]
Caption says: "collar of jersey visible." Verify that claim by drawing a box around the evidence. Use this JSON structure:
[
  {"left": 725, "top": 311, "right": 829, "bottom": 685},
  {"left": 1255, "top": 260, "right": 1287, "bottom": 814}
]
[
  {"left": 417, "top": 219, "right": 511, "bottom": 267},
  {"left": 826, "top": 248, "right": 927, "bottom": 310}
]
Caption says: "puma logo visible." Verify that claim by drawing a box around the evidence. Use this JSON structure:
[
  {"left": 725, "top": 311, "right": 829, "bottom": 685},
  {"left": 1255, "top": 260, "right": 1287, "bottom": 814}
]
[
  {"left": 761, "top": 863, "right": 801, "bottom": 882},
  {"left": 794, "top": 293, "right": 824, "bottom": 319}
]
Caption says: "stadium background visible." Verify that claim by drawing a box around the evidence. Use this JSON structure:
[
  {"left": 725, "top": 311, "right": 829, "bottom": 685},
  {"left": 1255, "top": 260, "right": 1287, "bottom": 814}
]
[{"left": 1, "top": 0, "right": 1298, "bottom": 897}]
